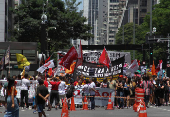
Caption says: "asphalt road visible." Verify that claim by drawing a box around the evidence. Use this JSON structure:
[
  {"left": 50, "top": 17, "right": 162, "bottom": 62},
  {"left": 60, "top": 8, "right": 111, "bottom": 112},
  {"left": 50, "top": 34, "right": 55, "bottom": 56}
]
[{"left": 0, "top": 105, "right": 170, "bottom": 117}]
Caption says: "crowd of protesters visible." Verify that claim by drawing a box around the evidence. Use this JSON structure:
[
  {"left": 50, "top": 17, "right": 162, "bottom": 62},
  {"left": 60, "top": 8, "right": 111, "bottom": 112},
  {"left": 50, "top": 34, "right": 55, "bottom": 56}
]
[{"left": 1, "top": 73, "right": 170, "bottom": 117}]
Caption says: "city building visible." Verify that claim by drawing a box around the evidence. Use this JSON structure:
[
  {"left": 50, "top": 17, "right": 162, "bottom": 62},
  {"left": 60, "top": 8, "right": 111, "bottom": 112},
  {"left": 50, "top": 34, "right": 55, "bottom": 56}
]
[{"left": 0, "top": 0, "right": 14, "bottom": 42}]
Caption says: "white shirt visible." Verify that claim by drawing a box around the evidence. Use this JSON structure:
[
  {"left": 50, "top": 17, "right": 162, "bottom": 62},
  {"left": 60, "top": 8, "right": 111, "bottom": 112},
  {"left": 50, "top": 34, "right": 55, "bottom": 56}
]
[
  {"left": 20, "top": 78, "right": 30, "bottom": 90},
  {"left": 58, "top": 81, "right": 66, "bottom": 95},
  {"left": 89, "top": 82, "right": 96, "bottom": 95},
  {"left": 83, "top": 84, "right": 89, "bottom": 94}
]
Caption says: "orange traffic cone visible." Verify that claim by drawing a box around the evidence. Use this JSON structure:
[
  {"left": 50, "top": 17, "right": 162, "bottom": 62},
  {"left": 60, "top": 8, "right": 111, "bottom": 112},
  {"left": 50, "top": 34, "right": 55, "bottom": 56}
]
[
  {"left": 81, "top": 96, "right": 89, "bottom": 110},
  {"left": 61, "top": 98, "right": 69, "bottom": 117},
  {"left": 138, "top": 100, "right": 147, "bottom": 117},
  {"left": 70, "top": 97, "right": 76, "bottom": 111},
  {"left": 106, "top": 95, "right": 114, "bottom": 110}
]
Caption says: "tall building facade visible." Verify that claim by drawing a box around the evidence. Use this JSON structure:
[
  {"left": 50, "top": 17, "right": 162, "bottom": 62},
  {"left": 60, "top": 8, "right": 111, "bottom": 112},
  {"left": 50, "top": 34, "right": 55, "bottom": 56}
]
[{"left": 0, "top": 0, "right": 14, "bottom": 42}]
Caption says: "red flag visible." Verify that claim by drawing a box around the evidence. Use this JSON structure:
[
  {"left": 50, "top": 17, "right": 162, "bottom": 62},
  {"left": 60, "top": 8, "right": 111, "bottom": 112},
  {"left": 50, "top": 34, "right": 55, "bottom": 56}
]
[
  {"left": 59, "top": 46, "right": 78, "bottom": 70},
  {"left": 98, "top": 48, "right": 110, "bottom": 68},
  {"left": 75, "top": 40, "right": 83, "bottom": 68},
  {"left": 48, "top": 68, "right": 52, "bottom": 76},
  {"left": 151, "top": 61, "right": 156, "bottom": 75},
  {"left": 45, "top": 56, "right": 51, "bottom": 63}
]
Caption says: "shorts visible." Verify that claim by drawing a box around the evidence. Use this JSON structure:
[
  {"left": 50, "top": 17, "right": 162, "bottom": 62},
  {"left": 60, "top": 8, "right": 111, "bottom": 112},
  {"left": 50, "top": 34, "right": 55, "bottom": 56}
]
[{"left": 37, "top": 104, "right": 45, "bottom": 113}]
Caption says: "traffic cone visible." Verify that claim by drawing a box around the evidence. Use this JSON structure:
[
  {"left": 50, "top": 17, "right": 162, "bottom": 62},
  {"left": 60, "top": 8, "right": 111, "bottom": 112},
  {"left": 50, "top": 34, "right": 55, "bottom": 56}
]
[
  {"left": 106, "top": 95, "right": 114, "bottom": 110},
  {"left": 81, "top": 96, "right": 89, "bottom": 110},
  {"left": 138, "top": 99, "right": 147, "bottom": 117},
  {"left": 61, "top": 98, "right": 69, "bottom": 117},
  {"left": 70, "top": 97, "right": 76, "bottom": 111}
]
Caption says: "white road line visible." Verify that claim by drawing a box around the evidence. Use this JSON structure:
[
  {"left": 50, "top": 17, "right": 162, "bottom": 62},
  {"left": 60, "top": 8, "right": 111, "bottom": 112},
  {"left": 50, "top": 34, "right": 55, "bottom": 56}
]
[
  {"left": 167, "top": 110, "right": 170, "bottom": 111},
  {"left": 163, "top": 109, "right": 167, "bottom": 110}
]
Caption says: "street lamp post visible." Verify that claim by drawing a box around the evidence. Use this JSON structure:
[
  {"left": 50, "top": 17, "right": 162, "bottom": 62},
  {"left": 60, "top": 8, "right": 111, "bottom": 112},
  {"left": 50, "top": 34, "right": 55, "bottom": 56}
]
[{"left": 41, "top": 3, "right": 48, "bottom": 57}]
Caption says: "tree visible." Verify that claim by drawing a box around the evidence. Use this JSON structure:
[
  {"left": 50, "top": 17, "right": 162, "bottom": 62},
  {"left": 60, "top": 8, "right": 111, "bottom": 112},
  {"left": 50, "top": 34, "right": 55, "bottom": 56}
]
[
  {"left": 115, "top": 23, "right": 147, "bottom": 62},
  {"left": 11, "top": 0, "right": 93, "bottom": 52},
  {"left": 142, "top": 0, "right": 168, "bottom": 68}
]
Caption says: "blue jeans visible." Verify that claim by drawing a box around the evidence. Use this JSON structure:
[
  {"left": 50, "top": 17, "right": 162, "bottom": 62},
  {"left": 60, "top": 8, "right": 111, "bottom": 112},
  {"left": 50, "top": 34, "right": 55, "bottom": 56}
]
[
  {"left": 90, "top": 95, "right": 95, "bottom": 109},
  {"left": 118, "top": 91, "right": 124, "bottom": 108},
  {"left": 4, "top": 110, "right": 19, "bottom": 117},
  {"left": 4, "top": 96, "right": 19, "bottom": 117}
]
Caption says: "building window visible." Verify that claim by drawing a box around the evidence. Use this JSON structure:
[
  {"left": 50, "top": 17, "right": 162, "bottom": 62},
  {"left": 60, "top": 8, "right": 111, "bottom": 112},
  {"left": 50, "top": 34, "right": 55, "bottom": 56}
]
[
  {"left": 141, "top": 9, "right": 147, "bottom": 13},
  {"left": 109, "top": 36, "right": 115, "bottom": 38},
  {"left": 109, "top": 40, "right": 114, "bottom": 42},
  {"left": 110, "top": 0, "right": 119, "bottom": 3}
]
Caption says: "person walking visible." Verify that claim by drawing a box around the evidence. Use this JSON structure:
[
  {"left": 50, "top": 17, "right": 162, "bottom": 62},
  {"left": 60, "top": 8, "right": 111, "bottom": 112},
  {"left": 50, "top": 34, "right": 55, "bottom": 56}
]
[
  {"left": 48, "top": 77, "right": 60, "bottom": 110},
  {"left": 20, "top": 74, "right": 30, "bottom": 109},
  {"left": 36, "top": 79, "right": 49, "bottom": 117},
  {"left": 4, "top": 78, "right": 19, "bottom": 117},
  {"left": 89, "top": 77, "right": 96, "bottom": 110}
]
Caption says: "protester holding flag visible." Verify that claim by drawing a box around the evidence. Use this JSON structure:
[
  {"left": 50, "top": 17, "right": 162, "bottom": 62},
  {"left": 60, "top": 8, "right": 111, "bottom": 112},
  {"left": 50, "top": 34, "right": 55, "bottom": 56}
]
[{"left": 48, "top": 77, "right": 61, "bottom": 110}]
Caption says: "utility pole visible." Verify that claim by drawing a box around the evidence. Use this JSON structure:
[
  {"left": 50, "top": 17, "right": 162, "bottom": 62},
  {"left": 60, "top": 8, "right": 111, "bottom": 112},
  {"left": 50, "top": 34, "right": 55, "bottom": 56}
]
[{"left": 133, "top": 5, "right": 135, "bottom": 60}]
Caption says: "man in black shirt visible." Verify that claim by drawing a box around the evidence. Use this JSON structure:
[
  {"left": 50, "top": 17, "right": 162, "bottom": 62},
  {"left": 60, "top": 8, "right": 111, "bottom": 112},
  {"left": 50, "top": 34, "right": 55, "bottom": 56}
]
[{"left": 37, "top": 79, "right": 49, "bottom": 117}]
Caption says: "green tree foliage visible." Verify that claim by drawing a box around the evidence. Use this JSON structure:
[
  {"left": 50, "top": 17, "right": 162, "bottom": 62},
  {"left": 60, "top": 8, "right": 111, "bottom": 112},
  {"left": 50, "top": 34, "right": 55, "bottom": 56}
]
[
  {"left": 142, "top": 0, "right": 168, "bottom": 67},
  {"left": 11, "top": 0, "right": 93, "bottom": 52},
  {"left": 115, "top": 23, "right": 147, "bottom": 62}
]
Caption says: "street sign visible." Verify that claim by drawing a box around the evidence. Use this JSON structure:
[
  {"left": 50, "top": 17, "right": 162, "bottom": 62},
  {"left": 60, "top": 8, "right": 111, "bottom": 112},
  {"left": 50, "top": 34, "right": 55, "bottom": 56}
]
[{"left": 167, "top": 64, "right": 170, "bottom": 67}]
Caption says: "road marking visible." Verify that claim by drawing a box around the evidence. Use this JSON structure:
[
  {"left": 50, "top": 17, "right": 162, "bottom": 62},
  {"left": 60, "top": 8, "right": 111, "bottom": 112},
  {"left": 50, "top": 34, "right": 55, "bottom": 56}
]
[
  {"left": 167, "top": 110, "right": 170, "bottom": 111},
  {"left": 21, "top": 110, "right": 25, "bottom": 111},
  {"left": 163, "top": 109, "right": 167, "bottom": 110}
]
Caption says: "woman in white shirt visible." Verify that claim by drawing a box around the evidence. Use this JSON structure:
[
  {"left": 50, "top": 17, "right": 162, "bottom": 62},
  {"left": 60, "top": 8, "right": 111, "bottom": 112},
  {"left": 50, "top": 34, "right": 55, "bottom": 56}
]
[{"left": 82, "top": 79, "right": 90, "bottom": 106}]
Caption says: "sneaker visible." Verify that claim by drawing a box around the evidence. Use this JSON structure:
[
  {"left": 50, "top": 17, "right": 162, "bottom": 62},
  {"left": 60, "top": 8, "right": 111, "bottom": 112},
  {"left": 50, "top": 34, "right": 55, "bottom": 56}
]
[
  {"left": 21, "top": 107, "right": 24, "bottom": 110},
  {"left": 33, "top": 110, "right": 37, "bottom": 114}
]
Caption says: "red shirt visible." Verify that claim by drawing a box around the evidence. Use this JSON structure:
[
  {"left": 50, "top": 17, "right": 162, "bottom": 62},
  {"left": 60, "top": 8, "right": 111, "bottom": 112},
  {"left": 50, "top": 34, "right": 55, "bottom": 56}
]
[
  {"left": 14, "top": 81, "right": 17, "bottom": 86},
  {"left": 50, "top": 81, "right": 61, "bottom": 90},
  {"left": 44, "top": 80, "right": 48, "bottom": 88},
  {"left": 74, "top": 81, "right": 78, "bottom": 86}
]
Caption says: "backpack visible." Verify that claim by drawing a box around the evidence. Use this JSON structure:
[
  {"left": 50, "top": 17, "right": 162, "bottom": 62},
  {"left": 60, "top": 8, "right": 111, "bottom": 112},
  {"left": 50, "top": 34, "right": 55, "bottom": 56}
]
[{"left": 66, "top": 85, "right": 74, "bottom": 96}]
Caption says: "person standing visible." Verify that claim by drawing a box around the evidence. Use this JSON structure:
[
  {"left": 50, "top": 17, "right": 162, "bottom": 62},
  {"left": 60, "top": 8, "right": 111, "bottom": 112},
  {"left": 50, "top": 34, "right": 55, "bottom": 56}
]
[
  {"left": 109, "top": 75, "right": 116, "bottom": 107},
  {"left": 58, "top": 76, "right": 66, "bottom": 108},
  {"left": 141, "top": 76, "right": 153, "bottom": 108},
  {"left": 36, "top": 79, "right": 49, "bottom": 117},
  {"left": 82, "top": 79, "right": 90, "bottom": 106},
  {"left": 66, "top": 80, "right": 75, "bottom": 109},
  {"left": 89, "top": 77, "right": 96, "bottom": 110},
  {"left": 20, "top": 74, "right": 30, "bottom": 109},
  {"left": 4, "top": 78, "right": 19, "bottom": 117},
  {"left": 48, "top": 77, "right": 60, "bottom": 110}
]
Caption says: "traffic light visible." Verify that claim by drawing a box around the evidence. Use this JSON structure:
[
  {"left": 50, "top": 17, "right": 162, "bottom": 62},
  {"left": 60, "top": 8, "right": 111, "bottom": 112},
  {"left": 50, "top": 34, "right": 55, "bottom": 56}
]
[{"left": 150, "top": 44, "right": 153, "bottom": 65}]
